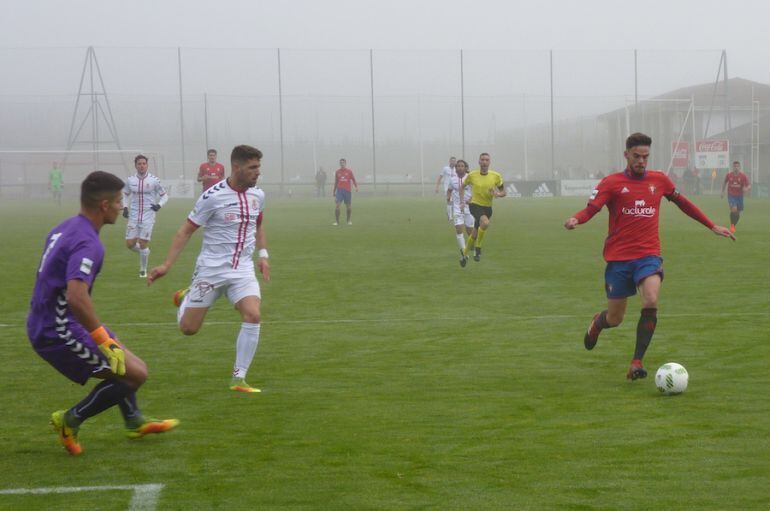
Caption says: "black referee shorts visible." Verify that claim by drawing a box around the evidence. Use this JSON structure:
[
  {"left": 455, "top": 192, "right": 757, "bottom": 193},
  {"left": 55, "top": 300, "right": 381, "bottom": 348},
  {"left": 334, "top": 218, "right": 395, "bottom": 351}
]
[{"left": 468, "top": 203, "right": 493, "bottom": 229}]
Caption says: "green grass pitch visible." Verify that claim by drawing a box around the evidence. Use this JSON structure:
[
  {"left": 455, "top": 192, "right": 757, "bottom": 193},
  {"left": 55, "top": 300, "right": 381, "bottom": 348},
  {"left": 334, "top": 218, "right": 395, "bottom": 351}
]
[{"left": 0, "top": 195, "right": 768, "bottom": 510}]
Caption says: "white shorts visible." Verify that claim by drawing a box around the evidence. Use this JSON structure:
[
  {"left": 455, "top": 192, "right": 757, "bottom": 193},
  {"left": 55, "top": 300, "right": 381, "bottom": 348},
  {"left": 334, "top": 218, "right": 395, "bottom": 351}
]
[
  {"left": 185, "top": 266, "right": 261, "bottom": 308},
  {"left": 125, "top": 223, "right": 155, "bottom": 241},
  {"left": 452, "top": 204, "right": 474, "bottom": 228}
]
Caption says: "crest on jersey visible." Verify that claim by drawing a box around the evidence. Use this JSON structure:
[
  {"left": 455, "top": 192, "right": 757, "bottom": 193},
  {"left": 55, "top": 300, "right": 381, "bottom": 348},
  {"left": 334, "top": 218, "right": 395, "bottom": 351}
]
[
  {"left": 649, "top": 185, "right": 656, "bottom": 194},
  {"left": 251, "top": 198, "right": 258, "bottom": 209},
  {"left": 621, "top": 187, "right": 629, "bottom": 193}
]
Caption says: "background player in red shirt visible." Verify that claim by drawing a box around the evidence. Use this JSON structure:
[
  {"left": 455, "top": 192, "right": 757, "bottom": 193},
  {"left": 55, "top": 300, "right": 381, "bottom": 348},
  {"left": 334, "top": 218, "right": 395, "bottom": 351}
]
[
  {"left": 198, "top": 149, "right": 226, "bottom": 192},
  {"left": 333, "top": 158, "right": 358, "bottom": 226},
  {"left": 564, "top": 133, "right": 734, "bottom": 380},
  {"left": 720, "top": 160, "right": 751, "bottom": 233}
]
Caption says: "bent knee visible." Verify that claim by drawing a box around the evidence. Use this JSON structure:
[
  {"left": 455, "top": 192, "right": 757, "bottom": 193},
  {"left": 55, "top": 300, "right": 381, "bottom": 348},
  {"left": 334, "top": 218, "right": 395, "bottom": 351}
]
[
  {"left": 241, "top": 312, "right": 261, "bottom": 324},
  {"left": 180, "top": 325, "right": 199, "bottom": 336},
  {"left": 606, "top": 313, "right": 624, "bottom": 326}
]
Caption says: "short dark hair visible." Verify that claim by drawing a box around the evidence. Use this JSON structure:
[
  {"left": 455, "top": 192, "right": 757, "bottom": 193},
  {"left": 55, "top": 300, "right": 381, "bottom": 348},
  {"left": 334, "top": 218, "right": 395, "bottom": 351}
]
[
  {"left": 81, "top": 171, "right": 124, "bottom": 208},
  {"left": 626, "top": 132, "right": 652, "bottom": 150},
  {"left": 134, "top": 154, "right": 148, "bottom": 164},
  {"left": 456, "top": 159, "right": 468, "bottom": 168},
  {"left": 208, "top": 149, "right": 217, "bottom": 156},
  {"left": 479, "top": 152, "right": 490, "bottom": 158},
  {"left": 732, "top": 160, "right": 740, "bottom": 165},
  {"left": 231, "top": 145, "right": 263, "bottom": 165}
]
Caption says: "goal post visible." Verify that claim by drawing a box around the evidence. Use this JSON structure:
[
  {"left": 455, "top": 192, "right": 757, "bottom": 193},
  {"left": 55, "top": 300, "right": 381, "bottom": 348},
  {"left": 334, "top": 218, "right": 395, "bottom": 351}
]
[{"left": 0, "top": 149, "right": 179, "bottom": 199}]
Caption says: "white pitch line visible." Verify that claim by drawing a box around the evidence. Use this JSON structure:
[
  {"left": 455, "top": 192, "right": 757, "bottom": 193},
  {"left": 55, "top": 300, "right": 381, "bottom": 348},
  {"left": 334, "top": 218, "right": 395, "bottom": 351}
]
[
  {"left": 1, "top": 311, "right": 768, "bottom": 330},
  {"left": 0, "top": 484, "right": 164, "bottom": 511}
]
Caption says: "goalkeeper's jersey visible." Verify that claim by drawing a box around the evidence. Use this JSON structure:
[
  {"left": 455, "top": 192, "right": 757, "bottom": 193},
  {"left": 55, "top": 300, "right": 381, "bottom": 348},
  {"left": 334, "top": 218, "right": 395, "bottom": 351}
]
[
  {"left": 27, "top": 214, "right": 104, "bottom": 345},
  {"left": 187, "top": 179, "right": 266, "bottom": 271},
  {"left": 123, "top": 172, "right": 168, "bottom": 224}
]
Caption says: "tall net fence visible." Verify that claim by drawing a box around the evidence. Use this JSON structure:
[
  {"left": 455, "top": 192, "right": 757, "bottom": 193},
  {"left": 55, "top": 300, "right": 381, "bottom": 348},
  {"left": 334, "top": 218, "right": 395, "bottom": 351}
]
[{"left": 2, "top": 47, "right": 769, "bottom": 198}]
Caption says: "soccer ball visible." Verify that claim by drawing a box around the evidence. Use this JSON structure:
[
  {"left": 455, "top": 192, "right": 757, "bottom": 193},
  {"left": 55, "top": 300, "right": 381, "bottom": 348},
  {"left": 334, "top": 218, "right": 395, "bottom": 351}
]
[{"left": 655, "top": 362, "right": 689, "bottom": 395}]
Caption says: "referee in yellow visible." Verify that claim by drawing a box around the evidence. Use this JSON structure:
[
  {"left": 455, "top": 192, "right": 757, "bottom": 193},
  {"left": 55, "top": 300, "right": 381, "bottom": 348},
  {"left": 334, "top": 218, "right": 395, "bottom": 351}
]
[{"left": 459, "top": 152, "right": 506, "bottom": 266}]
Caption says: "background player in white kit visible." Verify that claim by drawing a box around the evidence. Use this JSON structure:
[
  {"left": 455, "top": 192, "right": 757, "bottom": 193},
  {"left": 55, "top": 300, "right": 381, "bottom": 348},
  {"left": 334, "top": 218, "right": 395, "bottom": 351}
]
[
  {"left": 446, "top": 159, "right": 474, "bottom": 265},
  {"left": 147, "top": 145, "right": 269, "bottom": 394},
  {"left": 123, "top": 154, "right": 168, "bottom": 278},
  {"left": 435, "top": 156, "right": 456, "bottom": 220}
]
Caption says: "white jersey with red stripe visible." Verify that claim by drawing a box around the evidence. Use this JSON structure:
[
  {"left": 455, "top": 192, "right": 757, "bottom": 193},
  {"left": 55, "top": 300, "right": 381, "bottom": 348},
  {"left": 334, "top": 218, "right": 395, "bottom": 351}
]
[
  {"left": 187, "top": 179, "right": 265, "bottom": 271},
  {"left": 448, "top": 174, "right": 472, "bottom": 206},
  {"left": 123, "top": 172, "right": 168, "bottom": 224}
]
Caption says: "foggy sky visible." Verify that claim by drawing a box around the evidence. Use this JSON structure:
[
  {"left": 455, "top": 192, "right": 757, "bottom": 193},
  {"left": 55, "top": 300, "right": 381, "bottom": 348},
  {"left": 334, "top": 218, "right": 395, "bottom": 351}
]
[{"left": 4, "top": 0, "right": 770, "bottom": 52}]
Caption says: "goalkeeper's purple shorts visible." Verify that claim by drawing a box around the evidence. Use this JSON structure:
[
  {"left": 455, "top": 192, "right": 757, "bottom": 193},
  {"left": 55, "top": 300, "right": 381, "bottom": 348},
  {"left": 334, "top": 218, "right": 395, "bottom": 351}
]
[{"left": 30, "top": 322, "right": 113, "bottom": 385}]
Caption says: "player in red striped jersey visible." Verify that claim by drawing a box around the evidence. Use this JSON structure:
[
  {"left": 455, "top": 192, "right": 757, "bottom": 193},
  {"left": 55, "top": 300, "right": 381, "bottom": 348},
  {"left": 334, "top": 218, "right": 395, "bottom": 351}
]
[
  {"left": 564, "top": 133, "right": 734, "bottom": 380},
  {"left": 148, "top": 145, "right": 270, "bottom": 393},
  {"left": 123, "top": 155, "right": 168, "bottom": 278}
]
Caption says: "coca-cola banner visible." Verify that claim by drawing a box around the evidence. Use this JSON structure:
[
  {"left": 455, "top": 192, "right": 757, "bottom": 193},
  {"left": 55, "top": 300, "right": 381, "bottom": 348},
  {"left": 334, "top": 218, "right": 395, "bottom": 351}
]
[
  {"left": 695, "top": 139, "right": 729, "bottom": 169},
  {"left": 671, "top": 141, "right": 690, "bottom": 168}
]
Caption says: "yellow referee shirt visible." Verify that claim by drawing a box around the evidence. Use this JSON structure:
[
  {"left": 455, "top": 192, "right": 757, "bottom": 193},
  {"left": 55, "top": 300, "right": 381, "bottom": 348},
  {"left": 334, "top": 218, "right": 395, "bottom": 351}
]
[{"left": 465, "top": 170, "right": 504, "bottom": 207}]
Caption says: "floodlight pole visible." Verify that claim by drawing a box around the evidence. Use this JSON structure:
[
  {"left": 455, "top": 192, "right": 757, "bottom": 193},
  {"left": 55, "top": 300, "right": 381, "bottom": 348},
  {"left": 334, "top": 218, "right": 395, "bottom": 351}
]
[
  {"left": 634, "top": 49, "right": 638, "bottom": 108},
  {"left": 723, "top": 50, "right": 731, "bottom": 133},
  {"left": 90, "top": 50, "right": 98, "bottom": 169},
  {"left": 460, "top": 49, "right": 466, "bottom": 159},
  {"left": 277, "top": 48, "right": 285, "bottom": 195},
  {"left": 370, "top": 49, "right": 377, "bottom": 191},
  {"left": 523, "top": 93, "right": 528, "bottom": 181},
  {"left": 64, "top": 46, "right": 127, "bottom": 173},
  {"left": 549, "top": 50, "right": 555, "bottom": 177},
  {"left": 177, "top": 47, "right": 187, "bottom": 179},
  {"left": 704, "top": 50, "right": 725, "bottom": 139},
  {"left": 203, "top": 92, "right": 210, "bottom": 154}
]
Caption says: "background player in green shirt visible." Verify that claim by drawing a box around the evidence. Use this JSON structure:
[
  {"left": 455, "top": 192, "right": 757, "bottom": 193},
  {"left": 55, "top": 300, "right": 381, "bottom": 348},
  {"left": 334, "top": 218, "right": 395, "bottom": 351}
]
[
  {"left": 459, "top": 153, "right": 506, "bottom": 265},
  {"left": 49, "top": 161, "right": 63, "bottom": 206}
]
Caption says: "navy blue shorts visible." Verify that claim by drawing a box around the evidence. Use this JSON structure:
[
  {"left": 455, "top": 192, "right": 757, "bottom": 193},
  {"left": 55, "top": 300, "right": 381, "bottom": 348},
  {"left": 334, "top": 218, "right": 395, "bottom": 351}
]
[
  {"left": 727, "top": 195, "right": 744, "bottom": 211},
  {"left": 604, "top": 256, "right": 664, "bottom": 299},
  {"left": 335, "top": 188, "right": 352, "bottom": 205}
]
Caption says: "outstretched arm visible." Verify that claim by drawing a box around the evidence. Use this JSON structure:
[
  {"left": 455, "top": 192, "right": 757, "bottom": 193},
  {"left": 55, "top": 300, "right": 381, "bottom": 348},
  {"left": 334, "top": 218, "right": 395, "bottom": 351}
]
[
  {"left": 147, "top": 220, "right": 199, "bottom": 284},
  {"left": 564, "top": 204, "right": 601, "bottom": 230},
  {"left": 669, "top": 193, "right": 735, "bottom": 240}
]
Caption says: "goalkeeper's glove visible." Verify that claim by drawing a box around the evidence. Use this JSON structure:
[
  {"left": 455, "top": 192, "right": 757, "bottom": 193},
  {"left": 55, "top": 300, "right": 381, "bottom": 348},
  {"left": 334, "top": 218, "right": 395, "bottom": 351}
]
[
  {"left": 90, "top": 326, "right": 126, "bottom": 376},
  {"left": 123, "top": 207, "right": 129, "bottom": 218},
  {"left": 150, "top": 204, "right": 161, "bottom": 212}
]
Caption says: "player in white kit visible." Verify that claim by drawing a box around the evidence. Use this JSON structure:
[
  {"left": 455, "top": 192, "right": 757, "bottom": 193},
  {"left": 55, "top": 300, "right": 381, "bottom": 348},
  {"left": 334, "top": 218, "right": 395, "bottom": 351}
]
[
  {"left": 123, "top": 154, "right": 168, "bottom": 278},
  {"left": 435, "top": 156, "right": 457, "bottom": 221},
  {"left": 147, "top": 145, "right": 269, "bottom": 394},
  {"left": 446, "top": 159, "right": 474, "bottom": 266}
]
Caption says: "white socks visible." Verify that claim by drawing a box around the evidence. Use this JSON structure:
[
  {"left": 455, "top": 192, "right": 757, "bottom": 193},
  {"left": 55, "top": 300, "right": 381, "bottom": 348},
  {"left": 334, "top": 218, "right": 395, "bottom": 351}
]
[
  {"left": 128, "top": 244, "right": 140, "bottom": 253},
  {"left": 139, "top": 248, "right": 150, "bottom": 272},
  {"left": 176, "top": 292, "right": 188, "bottom": 324},
  {"left": 446, "top": 204, "right": 452, "bottom": 220},
  {"left": 455, "top": 233, "right": 465, "bottom": 251},
  {"left": 233, "top": 322, "right": 261, "bottom": 379}
]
